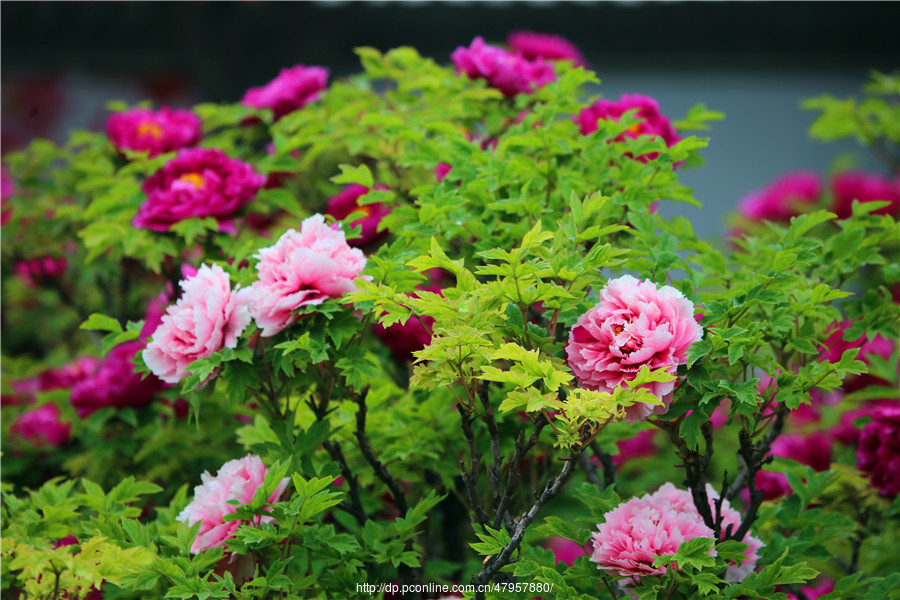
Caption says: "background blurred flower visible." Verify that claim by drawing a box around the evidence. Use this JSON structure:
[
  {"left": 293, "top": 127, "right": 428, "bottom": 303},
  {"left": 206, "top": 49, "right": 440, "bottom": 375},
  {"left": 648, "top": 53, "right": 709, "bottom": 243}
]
[
  {"left": 452, "top": 36, "right": 555, "bottom": 97},
  {"left": 831, "top": 171, "right": 900, "bottom": 219},
  {"left": 9, "top": 403, "right": 71, "bottom": 448},
  {"left": 736, "top": 171, "right": 822, "bottom": 223},
  {"left": 506, "top": 30, "right": 586, "bottom": 67},
  {"left": 325, "top": 183, "right": 391, "bottom": 247},
  {"left": 106, "top": 106, "right": 201, "bottom": 157},
  {"left": 242, "top": 65, "right": 329, "bottom": 120},
  {"left": 857, "top": 405, "right": 900, "bottom": 496}
]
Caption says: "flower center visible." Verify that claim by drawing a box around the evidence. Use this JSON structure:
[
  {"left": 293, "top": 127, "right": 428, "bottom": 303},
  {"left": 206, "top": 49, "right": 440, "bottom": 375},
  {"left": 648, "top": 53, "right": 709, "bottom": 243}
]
[
  {"left": 177, "top": 172, "right": 205, "bottom": 190},
  {"left": 137, "top": 121, "right": 163, "bottom": 139},
  {"left": 626, "top": 123, "right": 642, "bottom": 134}
]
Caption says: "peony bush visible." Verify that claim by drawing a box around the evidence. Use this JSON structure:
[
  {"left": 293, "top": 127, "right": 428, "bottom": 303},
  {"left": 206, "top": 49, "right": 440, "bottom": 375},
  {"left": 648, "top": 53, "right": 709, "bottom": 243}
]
[{"left": 1, "top": 36, "right": 898, "bottom": 600}]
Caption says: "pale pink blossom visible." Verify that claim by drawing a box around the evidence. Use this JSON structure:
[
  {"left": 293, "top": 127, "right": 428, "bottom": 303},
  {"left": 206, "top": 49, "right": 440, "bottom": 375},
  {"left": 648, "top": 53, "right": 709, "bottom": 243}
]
[
  {"left": 247, "top": 214, "right": 367, "bottom": 337},
  {"left": 143, "top": 264, "right": 251, "bottom": 384},
  {"left": 649, "top": 483, "right": 763, "bottom": 582},
  {"left": 566, "top": 275, "right": 703, "bottom": 421},
  {"left": 177, "top": 454, "right": 289, "bottom": 554},
  {"left": 590, "top": 484, "right": 716, "bottom": 578}
]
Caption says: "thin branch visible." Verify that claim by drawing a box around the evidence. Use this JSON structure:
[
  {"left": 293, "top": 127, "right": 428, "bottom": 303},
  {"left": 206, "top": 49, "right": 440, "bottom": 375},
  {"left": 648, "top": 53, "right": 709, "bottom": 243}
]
[{"left": 354, "top": 388, "right": 409, "bottom": 517}]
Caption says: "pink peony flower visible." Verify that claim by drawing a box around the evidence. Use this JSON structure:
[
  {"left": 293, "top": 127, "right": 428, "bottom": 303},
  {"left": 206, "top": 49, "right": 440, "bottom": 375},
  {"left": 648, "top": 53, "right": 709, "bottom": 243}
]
[
  {"left": 177, "top": 454, "right": 289, "bottom": 554},
  {"left": 566, "top": 275, "right": 703, "bottom": 421},
  {"left": 14, "top": 256, "right": 68, "bottom": 288},
  {"left": 133, "top": 148, "right": 265, "bottom": 232},
  {"left": 1, "top": 163, "right": 14, "bottom": 225},
  {"left": 831, "top": 171, "right": 900, "bottom": 219},
  {"left": 106, "top": 106, "right": 202, "bottom": 157},
  {"left": 576, "top": 94, "right": 681, "bottom": 161},
  {"left": 242, "top": 65, "right": 329, "bottom": 120},
  {"left": 372, "top": 287, "right": 441, "bottom": 361},
  {"left": 507, "top": 31, "right": 586, "bottom": 67},
  {"left": 590, "top": 483, "right": 716, "bottom": 578},
  {"left": 70, "top": 341, "right": 168, "bottom": 418},
  {"left": 434, "top": 162, "right": 453, "bottom": 183},
  {"left": 247, "top": 214, "right": 367, "bottom": 337},
  {"left": 737, "top": 171, "right": 822, "bottom": 223},
  {"left": 325, "top": 183, "right": 391, "bottom": 247},
  {"left": 451, "top": 36, "right": 556, "bottom": 98},
  {"left": 749, "top": 433, "right": 833, "bottom": 501},
  {"left": 640, "top": 483, "right": 763, "bottom": 582},
  {"left": 143, "top": 264, "right": 251, "bottom": 384},
  {"left": 820, "top": 321, "right": 895, "bottom": 393},
  {"left": 543, "top": 536, "right": 587, "bottom": 566},
  {"left": 857, "top": 405, "right": 900, "bottom": 496},
  {"left": 786, "top": 581, "right": 834, "bottom": 600},
  {"left": 832, "top": 399, "right": 897, "bottom": 446},
  {"left": 613, "top": 430, "right": 658, "bottom": 466},
  {"left": 9, "top": 403, "right": 71, "bottom": 447}
]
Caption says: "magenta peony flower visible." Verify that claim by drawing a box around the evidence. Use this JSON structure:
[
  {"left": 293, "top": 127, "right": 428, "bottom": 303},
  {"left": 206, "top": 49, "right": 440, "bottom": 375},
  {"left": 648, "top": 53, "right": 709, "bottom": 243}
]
[
  {"left": 143, "top": 264, "right": 251, "bottom": 384},
  {"left": 543, "top": 536, "right": 587, "bottom": 566},
  {"left": 325, "top": 183, "right": 391, "bottom": 247},
  {"left": 106, "top": 106, "right": 201, "bottom": 157},
  {"left": 1, "top": 163, "right": 14, "bottom": 225},
  {"left": 857, "top": 405, "right": 900, "bottom": 496},
  {"left": 613, "top": 430, "right": 658, "bottom": 466},
  {"left": 434, "top": 162, "right": 453, "bottom": 183},
  {"left": 507, "top": 31, "right": 586, "bottom": 67},
  {"left": 133, "top": 148, "right": 265, "bottom": 232},
  {"left": 832, "top": 399, "right": 897, "bottom": 446},
  {"left": 831, "top": 171, "right": 900, "bottom": 219},
  {"left": 36, "top": 357, "right": 100, "bottom": 393},
  {"left": 786, "top": 581, "right": 834, "bottom": 600},
  {"left": 590, "top": 483, "right": 716, "bottom": 578},
  {"left": 576, "top": 94, "right": 681, "bottom": 161},
  {"left": 14, "top": 256, "right": 68, "bottom": 288},
  {"left": 820, "top": 321, "right": 896, "bottom": 393},
  {"left": 9, "top": 403, "right": 71, "bottom": 448},
  {"left": 247, "top": 214, "right": 367, "bottom": 337},
  {"left": 177, "top": 454, "right": 289, "bottom": 554},
  {"left": 372, "top": 287, "right": 441, "bottom": 361},
  {"left": 451, "top": 36, "right": 556, "bottom": 98},
  {"left": 566, "top": 275, "right": 703, "bottom": 421},
  {"left": 736, "top": 171, "right": 822, "bottom": 223},
  {"left": 242, "top": 65, "right": 329, "bottom": 120},
  {"left": 70, "top": 341, "right": 168, "bottom": 418},
  {"left": 637, "top": 483, "right": 763, "bottom": 582}
]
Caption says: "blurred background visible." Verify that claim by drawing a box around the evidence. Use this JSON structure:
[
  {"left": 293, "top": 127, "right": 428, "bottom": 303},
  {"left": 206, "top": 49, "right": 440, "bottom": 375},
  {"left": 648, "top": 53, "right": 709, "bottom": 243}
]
[{"left": 2, "top": 1, "right": 898, "bottom": 237}]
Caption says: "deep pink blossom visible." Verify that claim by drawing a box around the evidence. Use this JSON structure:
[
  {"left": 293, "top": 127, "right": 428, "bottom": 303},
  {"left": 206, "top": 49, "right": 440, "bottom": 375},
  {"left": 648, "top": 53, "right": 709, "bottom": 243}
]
[
  {"left": 325, "top": 184, "right": 391, "bottom": 247},
  {"left": 590, "top": 483, "right": 716, "bottom": 578},
  {"left": 373, "top": 286, "right": 441, "bottom": 361},
  {"left": 451, "top": 37, "right": 556, "bottom": 98},
  {"left": 242, "top": 65, "right": 329, "bottom": 120},
  {"left": 786, "top": 581, "right": 834, "bottom": 600},
  {"left": 247, "top": 214, "right": 367, "bottom": 337},
  {"left": 832, "top": 399, "right": 897, "bottom": 446},
  {"left": 177, "top": 454, "right": 289, "bottom": 554},
  {"left": 737, "top": 172, "right": 822, "bottom": 222},
  {"left": 143, "top": 264, "right": 251, "bottom": 384},
  {"left": 831, "top": 171, "right": 900, "bottom": 219},
  {"left": 507, "top": 31, "right": 586, "bottom": 67},
  {"left": 613, "top": 430, "right": 658, "bottom": 466},
  {"left": 9, "top": 403, "right": 71, "bottom": 447},
  {"left": 70, "top": 341, "right": 168, "bottom": 418},
  {"left": 1, "top": 163, "right": 14, "bottom": 225},
  {"left": 106, "top": 107, "right": 201, "bottom": 157},
  {"left": 857, "top": 405, "right": 900, "bottom": 496},
  {"left": 566, "top": 275, "right": 703, "bottom": 421},
  {"left": 576, "top": 95, "right": 681, "bottom": 161},
  {"left": 750, "top": 433, "right": 833, "bottom": 501},
  {"left": 434, "top": 162, "right": 453, "bottom": 183},
  {"left": 134, "top": 148, "right": 265, "bottom": 232},
  {"left": 14, "top": 256, "right": 68, "bottom": 287},
  {"left": 820, "top": 321, "right": 895, "bottom": 393},
  {"left": 543, "top": 536, "right": 586, "bottom": 566}
]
